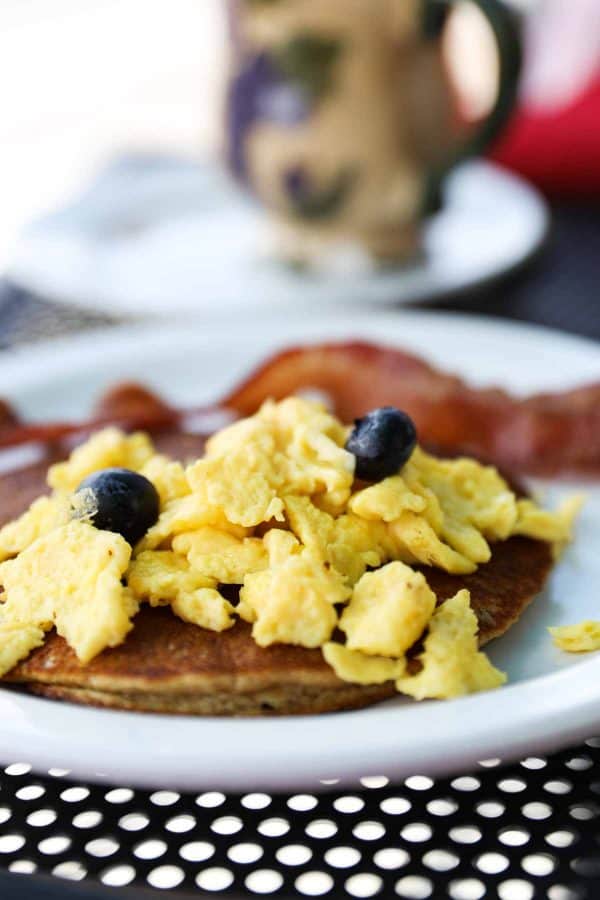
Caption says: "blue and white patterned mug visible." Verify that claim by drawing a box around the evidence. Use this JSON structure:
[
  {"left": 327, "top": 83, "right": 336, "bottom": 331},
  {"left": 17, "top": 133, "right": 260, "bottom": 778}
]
[{"left": 225, "top": 0, "right": 521, "bottom": 265}]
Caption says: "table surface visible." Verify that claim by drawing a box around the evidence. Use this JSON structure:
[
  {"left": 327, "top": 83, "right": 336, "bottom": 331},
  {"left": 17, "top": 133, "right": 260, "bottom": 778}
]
[{"left": 0, "top": 203, "right": 599, "bottom": 900}]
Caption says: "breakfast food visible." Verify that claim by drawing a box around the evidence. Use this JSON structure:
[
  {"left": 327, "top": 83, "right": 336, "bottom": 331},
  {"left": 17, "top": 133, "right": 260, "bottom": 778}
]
[
  {"left": 549, "top": 622, "right": 600, "bottom": 652},
  {"left": 2, "top": 341, "right": 599, "bottom": 478},
  {"left": 0, "top": 389, "right": 579, "bottom": 715},
  {"left": 219, "top": 342, "right": 600, "bottom": 477}
]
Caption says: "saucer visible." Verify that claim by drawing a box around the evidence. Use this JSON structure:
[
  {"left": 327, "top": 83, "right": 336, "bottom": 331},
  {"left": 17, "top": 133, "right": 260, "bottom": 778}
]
[{"left": 7, "top": 156, "right": 548, "bottom": 318}]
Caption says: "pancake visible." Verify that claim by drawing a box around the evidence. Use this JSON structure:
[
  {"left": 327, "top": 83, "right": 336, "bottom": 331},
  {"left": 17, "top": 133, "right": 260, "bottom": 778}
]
[
  {"left": 8, "top": 536, "right": 552, "bottom": 714},
  {"left": 0, "top": 429, "right": 554, "bottom": 715}
]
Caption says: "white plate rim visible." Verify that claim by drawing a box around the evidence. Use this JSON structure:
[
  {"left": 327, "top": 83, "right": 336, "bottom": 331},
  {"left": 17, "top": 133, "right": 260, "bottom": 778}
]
[
  {"left": 0, "top": 309, "right": 599, "bottom": 791},
  {"left": 0, "top": 308, "right": 596, "bottom": 405}
]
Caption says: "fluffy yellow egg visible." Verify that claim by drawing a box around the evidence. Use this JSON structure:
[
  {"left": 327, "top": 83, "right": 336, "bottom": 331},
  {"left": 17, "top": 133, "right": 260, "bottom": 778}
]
[
  {"left": 396, "top": 590, "right": 506, "bottom": 699},
  {"left": 127, "top": 550, "right": 234, "bottom": 632},
  {"left": 340, "top": 562, "right": 436, "bottom": 658},
  {"left": 174, "top": 528, "right": 267, "bottom": 584},
  {"left": 48, "top": 428, "right": 154, "bottom": 492},
  {"left": 549, "top": 621, "right": 600, "bottom": 653},
  {"left": 241, "top": 549, "right": 350, "bottom": 648},
  {"left": 0, "top": 495, "right": 70, "bottom": 562},
  {"left": 322, "top": 643, "right": 405, "bottom": 685},
  {"left": 0, "top": 521, "right": 136, "bottom": 667}
]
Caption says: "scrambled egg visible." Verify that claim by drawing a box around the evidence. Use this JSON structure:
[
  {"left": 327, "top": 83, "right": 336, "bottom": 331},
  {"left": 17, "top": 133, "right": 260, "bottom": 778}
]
[
  {"left": 128, "top": 551, "right": 235, "bottom": 632},
  {"left": 173, "top": 529, "right": 267, "bottom": 584},
  {"left": 240, "top": 529, "right": 349, "bottom": 648},
  {"left": 48, "top": 428, "right": 154, "bottom": 492},
  {"left": 340, "top": 563, "right": 435, "bottom": 658},
  {"left": 0, "top": 496, "right": 70, "bottom": 563},
  {"left": 549, "top": 622, "right": 600, "bottom": 653},
  {"left": 323, "top": 643, "right": 405, "bottom": 685},
  {"left": 0, "top": 623, "right": 45, "bottom": 675},
  {"left": 0, "top": 521, "right": 136, "bottom": 665},
  {"left": 0, "top": 397, "right": 581, "bottom": 701},
  {"left": 396, "top": 591, "right": 507, "bottom": 699}
]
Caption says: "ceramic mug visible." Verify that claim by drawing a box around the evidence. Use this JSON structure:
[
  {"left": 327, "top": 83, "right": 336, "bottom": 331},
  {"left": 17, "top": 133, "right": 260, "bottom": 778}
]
[{"left": 225, "top": 0, "right": 521, "bottom": 266}]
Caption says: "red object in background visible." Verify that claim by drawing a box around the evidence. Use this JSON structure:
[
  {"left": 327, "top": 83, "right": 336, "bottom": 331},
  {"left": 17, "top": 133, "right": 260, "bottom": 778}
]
[
  {"left": 491, "top": 74, "right": 600, "bottom": 200},
  {"left": 486, "top": 0, "right": 600, "bottom": 200}
]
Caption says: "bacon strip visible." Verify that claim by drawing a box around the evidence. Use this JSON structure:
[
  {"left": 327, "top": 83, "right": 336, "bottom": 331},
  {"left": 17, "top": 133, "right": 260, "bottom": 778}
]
[
  {"left": 91, "top": 383, "right": 177, "bottom": 422},
  {"left": 0, "top": 341, "right": 598, "bottom": 477},
  {"left": 221, "top": 341, "right": 600, "bottom": 477},
  {"left": 0, "top": 412, "right": 179, "bottom": 448}
]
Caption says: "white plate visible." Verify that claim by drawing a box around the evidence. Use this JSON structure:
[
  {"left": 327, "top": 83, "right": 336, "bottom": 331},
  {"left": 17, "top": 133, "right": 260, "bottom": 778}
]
[
  {"left": 0, "top": 311, "right": 598, "bottom": 791},
  {"left": 7, "top": 157, "right": 548, "bottom": 316}
]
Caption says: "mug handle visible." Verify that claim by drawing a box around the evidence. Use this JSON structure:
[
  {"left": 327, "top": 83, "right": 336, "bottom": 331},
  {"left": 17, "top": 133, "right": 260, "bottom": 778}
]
[{"left": 423, "top": 0, "right": 522, "bottom": 210}]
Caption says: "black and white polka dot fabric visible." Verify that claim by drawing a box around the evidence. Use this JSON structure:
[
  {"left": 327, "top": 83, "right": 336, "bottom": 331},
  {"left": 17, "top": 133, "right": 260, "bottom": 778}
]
[{"left": 1, "top": 741, "right": 600, "bottom": 899}]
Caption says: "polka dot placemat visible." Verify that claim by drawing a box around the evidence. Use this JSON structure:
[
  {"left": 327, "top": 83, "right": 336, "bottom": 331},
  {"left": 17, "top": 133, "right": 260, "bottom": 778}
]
[{"left": 1, "top": 740, "right": 600, "bottom": 899}]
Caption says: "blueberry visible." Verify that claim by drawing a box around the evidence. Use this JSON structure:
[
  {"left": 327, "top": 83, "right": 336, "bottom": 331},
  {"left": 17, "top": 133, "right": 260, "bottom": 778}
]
[
  {"left": 73, "top": 468, "right": 159, "bottom": 546},
  {"left": 345, "top": 407, "right": 417, "bottom": 481}
]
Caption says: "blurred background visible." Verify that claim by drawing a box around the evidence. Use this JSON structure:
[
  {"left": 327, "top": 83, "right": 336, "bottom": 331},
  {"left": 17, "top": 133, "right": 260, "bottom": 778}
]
[
  {"left": 0, "top": 0, "right": 599, "bottom": 336},
  {"left": 0, "top": 1, "right": 225, "bottom": 266}
]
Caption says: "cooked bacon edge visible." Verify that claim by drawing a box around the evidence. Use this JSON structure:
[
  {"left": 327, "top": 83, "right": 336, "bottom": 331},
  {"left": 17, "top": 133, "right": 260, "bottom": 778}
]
[
  {"left": 221, "top": 341, "right": 600, "bottom": 476},
  {"left": 0, "top": 341, "right": 598, "bottom": 476}
]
